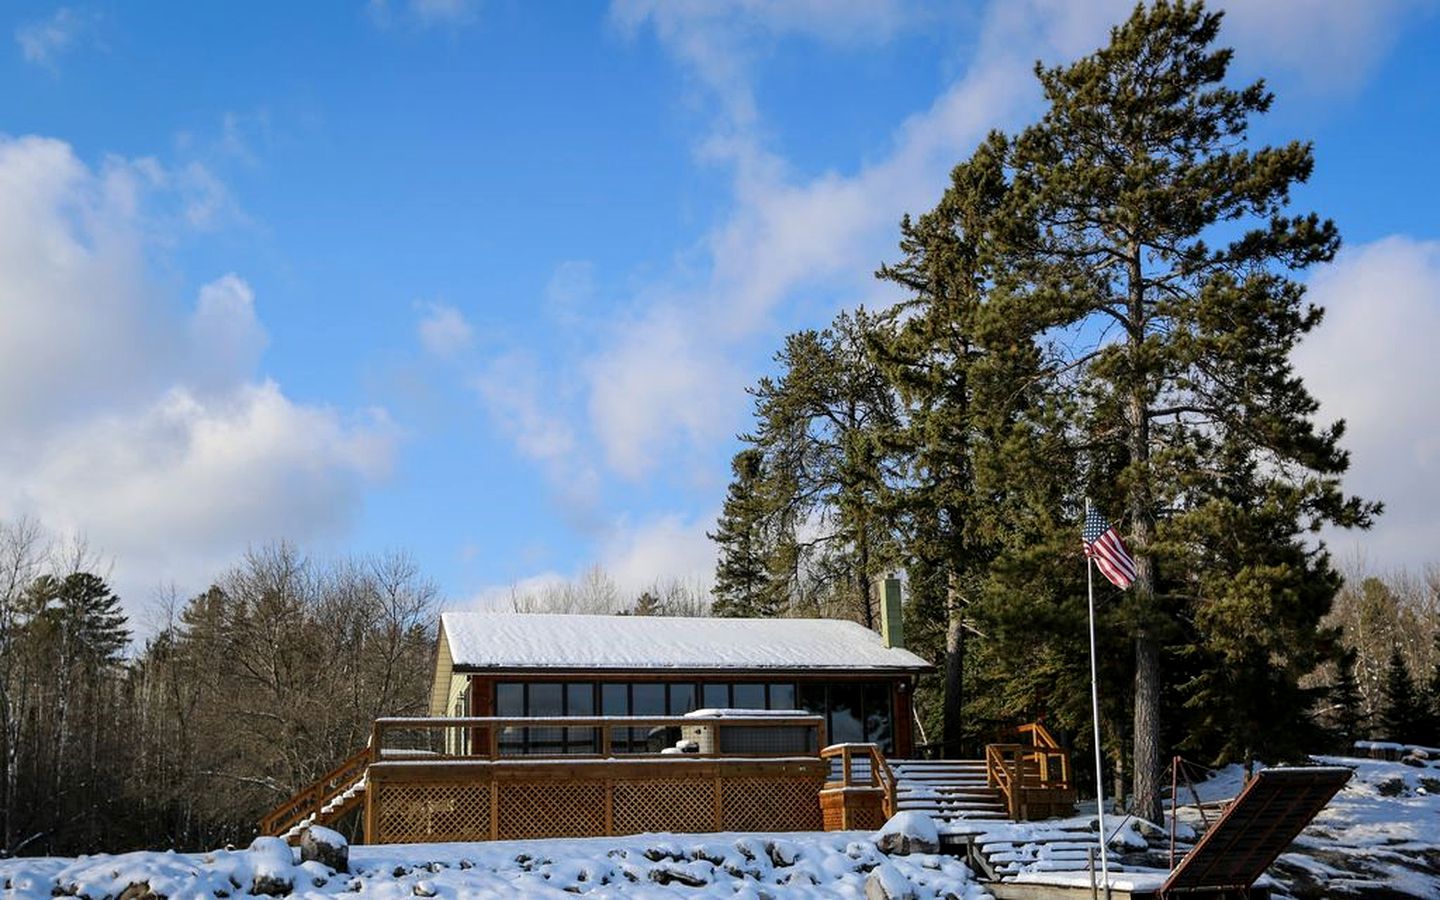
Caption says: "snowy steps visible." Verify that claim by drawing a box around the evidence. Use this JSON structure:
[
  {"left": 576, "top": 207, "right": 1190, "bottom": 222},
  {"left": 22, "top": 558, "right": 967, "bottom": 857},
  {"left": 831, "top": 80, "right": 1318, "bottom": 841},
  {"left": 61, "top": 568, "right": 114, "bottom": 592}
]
[
  {"left": 887, "top": 758, "right": 1011, "bottom": 823},
  {"left": 967, "top": 826, "right": 1127, "bottom": 882},
  {"left": 279, "top": 775, "right": 366, "bottom": 842}
]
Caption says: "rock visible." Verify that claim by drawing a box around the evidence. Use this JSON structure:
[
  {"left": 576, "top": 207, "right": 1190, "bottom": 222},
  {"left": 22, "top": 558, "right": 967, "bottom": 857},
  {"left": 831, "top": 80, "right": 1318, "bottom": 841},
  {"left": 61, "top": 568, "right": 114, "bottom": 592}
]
[
  {"left": 299, "top": 826, "right": 349, "bottom": 873},
  {"left": 117, "top": 883, "right": 159, "bottom": 900},
  {"left": 765, "top": 840, "right": 798, "bottom": 867},
  {"left": 648, "top": 865, "right": 708, "bottom": 887},
  {"left": 413, "top": 880, "right": 438, "bottom": 897},
  {"left": 251, "top": 872, "right": 294, "bottom": 897},
  {"left": 248, "top": 835, "right": 296, "bottom": 896},
  {"left": 874, "top": 812, "right": 940, "bottom": 856},
  {"left": 864, "top": 863, "right": 917, "bottom": 900}
]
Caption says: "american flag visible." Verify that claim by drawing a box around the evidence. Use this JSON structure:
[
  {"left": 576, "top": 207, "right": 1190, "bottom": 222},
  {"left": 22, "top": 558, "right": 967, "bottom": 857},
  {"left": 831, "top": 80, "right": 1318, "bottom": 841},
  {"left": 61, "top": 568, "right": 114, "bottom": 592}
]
[{"left": 1082, "top": 506, "right": 1136, "bottom": 589}]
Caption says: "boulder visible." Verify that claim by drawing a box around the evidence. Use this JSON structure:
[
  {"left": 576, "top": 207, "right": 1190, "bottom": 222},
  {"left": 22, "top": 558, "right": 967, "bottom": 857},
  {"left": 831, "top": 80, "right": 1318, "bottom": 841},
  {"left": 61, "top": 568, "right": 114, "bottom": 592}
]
[
  {"left": 864, "top": 862, "right": 917, "bottom": 900},
  {"left": 874, "top": 812, "right": 940, "bottom": 856},
  {"left": 251, "top": 872, "right": 295, "bottom": 897},
  {"left": 300, "top": 825, "right": 350, "bottom": 873},
  {"left": 248, "top": 835, "right": 296, "bottom": 896}
]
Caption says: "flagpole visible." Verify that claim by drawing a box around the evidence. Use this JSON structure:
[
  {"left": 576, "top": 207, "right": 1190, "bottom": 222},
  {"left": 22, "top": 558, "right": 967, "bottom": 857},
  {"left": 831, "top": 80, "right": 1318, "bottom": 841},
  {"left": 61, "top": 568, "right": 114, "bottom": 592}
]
[{"left": 1086, "top": 498, "right": 1112, "bottom": 900}]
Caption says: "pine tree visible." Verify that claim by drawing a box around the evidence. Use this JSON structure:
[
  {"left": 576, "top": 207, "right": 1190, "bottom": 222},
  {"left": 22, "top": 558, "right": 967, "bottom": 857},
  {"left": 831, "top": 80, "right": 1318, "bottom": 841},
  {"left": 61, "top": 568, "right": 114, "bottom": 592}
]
[
  {"left": 632, "top": 591, "right": 662, "bottom": 616},
  {"left": 710, "top": 449, "right": 775, "bottom": 617},
  {"left": 943, "top": 0, "right": 1377, "bottom": 819},
  {"left": 1328, "top": 647, "right": 1367, "bottom": 751},
  {"left": 1380, "top": 648, "right": 1422, "bottom": 743},
  {"left": 1425, "top": 636, "right": 1440, "bottom": 747},
  {"left": 874, "top": 138, "right": 1081, "bottom": 755},
  {"left": 743, "top": 311, "right": 901, "bottom": 625}
]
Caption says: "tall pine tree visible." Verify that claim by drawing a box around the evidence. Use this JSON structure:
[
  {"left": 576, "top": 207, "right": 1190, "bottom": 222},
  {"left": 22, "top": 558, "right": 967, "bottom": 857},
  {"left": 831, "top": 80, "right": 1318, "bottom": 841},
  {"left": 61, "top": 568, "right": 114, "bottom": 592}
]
[{"left": 962, "top": 0, "right": 1376, "bottom": 819}]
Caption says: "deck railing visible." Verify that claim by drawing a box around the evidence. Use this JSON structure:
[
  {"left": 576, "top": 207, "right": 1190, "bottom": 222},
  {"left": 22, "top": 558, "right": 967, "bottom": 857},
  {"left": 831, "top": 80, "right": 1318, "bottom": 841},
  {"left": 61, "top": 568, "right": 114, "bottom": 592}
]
[
  {"left": 985, "top": 722, "right": 1074, "bottom": 820},
  {"left": 820, "top": 742, "right": 896, "bottom": 819},
  {"left": 370, "top": 714, "right": 826, "bottom": 762}
]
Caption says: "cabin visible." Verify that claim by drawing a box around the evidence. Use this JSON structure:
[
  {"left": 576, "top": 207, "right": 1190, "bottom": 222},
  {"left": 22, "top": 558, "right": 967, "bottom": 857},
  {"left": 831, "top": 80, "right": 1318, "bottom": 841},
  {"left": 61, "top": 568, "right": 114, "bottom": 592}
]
[
  {"left": 428, "top": 611, "right": 928, "bottom": 757},
  {"left": 260, "top": 583, "right": 1078, "bottom": 846}
]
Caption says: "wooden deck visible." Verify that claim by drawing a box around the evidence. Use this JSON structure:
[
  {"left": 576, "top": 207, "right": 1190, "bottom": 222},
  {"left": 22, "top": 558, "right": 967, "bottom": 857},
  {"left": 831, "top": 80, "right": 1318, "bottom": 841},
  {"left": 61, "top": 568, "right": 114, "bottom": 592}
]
[
  {"left": 362, "top": 714, "right": 829, "bottom": 843},
  {"left": 259, "top": 716, "right": 1080, "bottom": 844}
]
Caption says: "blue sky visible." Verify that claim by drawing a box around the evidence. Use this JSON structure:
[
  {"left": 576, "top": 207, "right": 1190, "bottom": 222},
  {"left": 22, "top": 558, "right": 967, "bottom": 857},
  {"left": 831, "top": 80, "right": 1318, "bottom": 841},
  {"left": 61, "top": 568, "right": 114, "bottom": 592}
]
[{"left": 2, "top": 0, "right": 1439, "bottom": 620}]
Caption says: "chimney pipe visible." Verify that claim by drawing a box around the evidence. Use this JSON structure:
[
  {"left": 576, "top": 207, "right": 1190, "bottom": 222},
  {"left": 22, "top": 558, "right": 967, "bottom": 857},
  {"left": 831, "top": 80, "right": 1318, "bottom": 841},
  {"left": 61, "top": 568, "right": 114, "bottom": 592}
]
[{"left": 880, "top": 575, "right": 904, "bottom": 649}]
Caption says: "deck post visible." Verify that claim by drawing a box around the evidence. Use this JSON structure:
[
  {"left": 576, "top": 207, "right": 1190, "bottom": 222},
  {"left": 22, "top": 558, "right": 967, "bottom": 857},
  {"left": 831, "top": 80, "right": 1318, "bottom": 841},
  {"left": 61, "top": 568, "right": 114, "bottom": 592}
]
[{"left": 713, "top": 773, "right": 725, "bottom": 831}]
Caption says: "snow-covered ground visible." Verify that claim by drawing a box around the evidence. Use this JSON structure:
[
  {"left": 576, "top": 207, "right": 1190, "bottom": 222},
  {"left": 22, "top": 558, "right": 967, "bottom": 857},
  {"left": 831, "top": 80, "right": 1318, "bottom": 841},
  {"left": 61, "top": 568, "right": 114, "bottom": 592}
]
[
  {"left": 1175, "top": 752, "right": 1440, "bottom": 897},
  {"left": 4, "top": 751, "right": 1436, "bottom": 899},
  {"left": 0, "top": 830, "right": 987, "bottom": 899}
]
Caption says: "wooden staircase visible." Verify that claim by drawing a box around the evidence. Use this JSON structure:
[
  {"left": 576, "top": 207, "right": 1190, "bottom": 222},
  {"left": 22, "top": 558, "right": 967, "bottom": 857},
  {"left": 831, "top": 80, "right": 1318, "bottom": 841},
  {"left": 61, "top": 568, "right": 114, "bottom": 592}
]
[
  {"left": 966, "top": 822, "right": 1123, "bottom": 882},
  {"left": 259, "top": 746, "right": 371, "bottom": 842},
  {"left": 892, "top": 759, "right": 1010, "bottom": 823}
]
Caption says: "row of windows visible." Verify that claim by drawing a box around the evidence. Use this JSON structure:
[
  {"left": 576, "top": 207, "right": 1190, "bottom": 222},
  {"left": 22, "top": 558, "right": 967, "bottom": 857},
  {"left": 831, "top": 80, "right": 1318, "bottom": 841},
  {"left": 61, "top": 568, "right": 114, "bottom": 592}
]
[{"left": 490, "top": 680, "right": 894, "bottom": 754}]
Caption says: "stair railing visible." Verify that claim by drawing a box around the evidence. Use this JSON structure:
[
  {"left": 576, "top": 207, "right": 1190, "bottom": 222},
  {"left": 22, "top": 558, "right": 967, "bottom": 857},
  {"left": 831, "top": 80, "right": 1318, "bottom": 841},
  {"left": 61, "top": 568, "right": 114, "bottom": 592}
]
[
  {"left": 820, "top": 742, "right": 897, "bottom": 818},
  {"left": 985, "top": 743, "right": 1028, "bottom": 819},
  {"left": 259, "top": 744, "right": 373, "bottom": 838},
  {"left": 1017, "top": 722, "right": 1072, "bottom": 789}
]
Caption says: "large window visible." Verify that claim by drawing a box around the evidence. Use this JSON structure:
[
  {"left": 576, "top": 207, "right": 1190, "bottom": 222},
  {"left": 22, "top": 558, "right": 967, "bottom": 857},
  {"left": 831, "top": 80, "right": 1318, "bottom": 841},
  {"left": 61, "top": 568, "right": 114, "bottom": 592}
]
[
  {"left": 697, "top": 681, "right": 799, "bottom": 711},
  {"left": 796, "top": 681, "right": 895, "bottom": 752},
  {"left": 599, "top": 682, "right": 698, "bottom": 752},
  {"left": 495, "top": 681, "right": 598, "bottom": 754},
  {"left": 489, "top": 678, "right": 897, "bottom": 754}
]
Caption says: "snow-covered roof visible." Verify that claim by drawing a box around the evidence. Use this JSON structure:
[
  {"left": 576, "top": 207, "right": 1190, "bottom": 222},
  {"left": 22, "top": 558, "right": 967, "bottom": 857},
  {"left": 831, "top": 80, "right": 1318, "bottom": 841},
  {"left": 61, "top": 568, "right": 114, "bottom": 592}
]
[{"left": 439, "top": 612, "right": 931, "bottom": 672}]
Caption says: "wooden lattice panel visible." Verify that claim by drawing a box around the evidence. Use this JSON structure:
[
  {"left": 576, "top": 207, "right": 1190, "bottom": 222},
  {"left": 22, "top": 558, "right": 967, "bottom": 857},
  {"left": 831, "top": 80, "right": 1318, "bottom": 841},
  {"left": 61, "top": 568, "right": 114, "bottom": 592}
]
[
  {"left": 374, "top": 782, "right": 489, "bottom": 844},
  {"left": 496, "top": 781, "right": 607, "bottom": 840},
  {"left": 722, "top": 778, "right": 823, "bottom": 833},
  {"left": 613, "top": 779, "right": 716, "bottom": 835}
]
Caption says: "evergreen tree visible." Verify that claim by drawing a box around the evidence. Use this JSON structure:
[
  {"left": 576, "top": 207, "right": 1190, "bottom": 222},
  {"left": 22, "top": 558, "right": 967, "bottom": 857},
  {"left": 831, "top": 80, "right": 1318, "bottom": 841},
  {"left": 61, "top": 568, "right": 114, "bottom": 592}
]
[
  {"left": 940, "top": 0, "right": 1376, "bottom": 818},
  {"left": 744, "top": 310, "right": 901, "bottom": 625},
  {"left": 874, "top": 139, "right": 1084, "bottom": 755},
  {"left": 710, "top": 449, "right": 775, "bottom": 617},
  {"left": 1380, "top": 647, "right": 1422, "bottom": 743},
  {"left": 1328, "top": 647, "right": 1367, "bottom": 751},
  {"left": 1425, "top": 636, "right": 1440, "bottom": 747},
  {"left": 632, "top": 591, "right": 662, "bottom": 616}
]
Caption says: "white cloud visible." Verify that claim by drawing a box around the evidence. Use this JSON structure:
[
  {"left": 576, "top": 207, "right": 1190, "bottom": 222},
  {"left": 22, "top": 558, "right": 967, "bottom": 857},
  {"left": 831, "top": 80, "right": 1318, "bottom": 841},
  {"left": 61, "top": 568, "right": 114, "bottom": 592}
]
[
  {"left": 472, "top": 352, "right": 599, "bottom": 512},
  {"left": 14, "top": 6, "right": 99, "bottom": 69},
  {"left": 473, "top": 352, "right": 576, "bottom": 462},
  {"left": 463, "top": 510, "right": 717, "bottom": 610},
  {"left": 1219, "top": 0, "right": 1426, "bottom": 92},
  {"left": 1297, "top": 236, "right": 1440, "bottom": 570},
  {"left": 189, "top": 274, "right": 268, "bottom": 391},
  {"left": 601, "top": 511, "right": 717, "bottom": 595},
  {"left": 584, "top": 0, "right": 1429, "bottom": 479},
  {"left": 0, "top": 134, "right": 395, "bottom": 614},
  {"left": 416, "top": 301, "right": 474, "bottom": 358},
  {"left": 611, "top": 0, "right": 914, "bottom": 129},
  {"left": 586, "top": 304, "right": 743, "bottom": 477}
]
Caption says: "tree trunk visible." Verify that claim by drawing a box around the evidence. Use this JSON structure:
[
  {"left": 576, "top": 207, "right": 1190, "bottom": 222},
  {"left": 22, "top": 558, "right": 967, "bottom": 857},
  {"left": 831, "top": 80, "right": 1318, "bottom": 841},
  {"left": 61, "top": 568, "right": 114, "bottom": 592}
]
[
  {"left": 943, "top": 575, "right": 965, "bottom": 758},
  {"left": 1132, "top": 626, "right": 1161, "bottom": 821},
  {"left": 1126, "top": 240, "right": 1163, "bottom": 825}
]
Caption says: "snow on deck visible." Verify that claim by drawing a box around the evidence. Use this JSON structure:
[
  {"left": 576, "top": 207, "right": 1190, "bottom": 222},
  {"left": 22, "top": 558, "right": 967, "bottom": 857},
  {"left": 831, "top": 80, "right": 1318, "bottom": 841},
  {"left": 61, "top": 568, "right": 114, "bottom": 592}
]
[{"left": 441, "top": 612, "right": 931, "bottom": 671}]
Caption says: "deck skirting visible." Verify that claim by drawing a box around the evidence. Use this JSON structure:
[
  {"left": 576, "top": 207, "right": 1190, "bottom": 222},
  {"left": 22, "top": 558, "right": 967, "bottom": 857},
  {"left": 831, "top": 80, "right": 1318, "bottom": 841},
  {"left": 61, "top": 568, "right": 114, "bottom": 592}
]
[{"left": 364, "top": 757, "right": 827, "bottom": 843}]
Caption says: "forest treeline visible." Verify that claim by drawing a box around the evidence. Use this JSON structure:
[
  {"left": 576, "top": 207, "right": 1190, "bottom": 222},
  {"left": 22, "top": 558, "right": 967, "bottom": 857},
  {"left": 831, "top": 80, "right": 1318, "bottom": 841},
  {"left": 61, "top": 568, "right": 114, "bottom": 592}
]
[
  {"left": 0, "top": 521, "right": 708, "bottom": 858},
  {"left": 705, "top": 1, "right": 1390, "bottom": 822},
  {"left": 0, "top": 521, "right": 437, "bottom": 856}
]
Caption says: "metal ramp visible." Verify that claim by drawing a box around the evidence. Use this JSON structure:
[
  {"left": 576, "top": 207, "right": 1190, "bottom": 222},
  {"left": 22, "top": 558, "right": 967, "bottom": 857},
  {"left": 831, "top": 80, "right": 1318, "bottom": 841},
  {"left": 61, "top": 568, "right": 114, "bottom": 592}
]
[{"left": 1159, "top": 765, "right": 1352, "bottom": 895}]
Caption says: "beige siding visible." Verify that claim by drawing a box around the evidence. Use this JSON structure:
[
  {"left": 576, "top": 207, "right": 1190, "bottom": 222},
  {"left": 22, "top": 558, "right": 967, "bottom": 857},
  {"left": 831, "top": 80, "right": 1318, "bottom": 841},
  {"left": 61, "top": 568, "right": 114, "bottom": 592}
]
[{"left": 429, "top": 627, "right": 454, "bottom": 717}]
